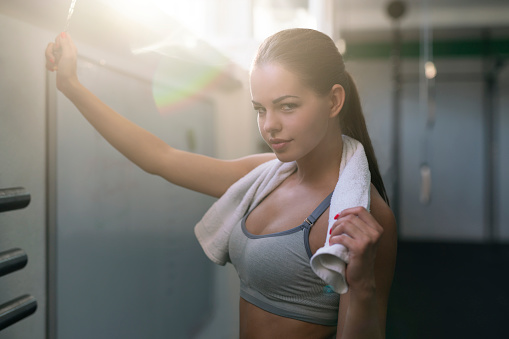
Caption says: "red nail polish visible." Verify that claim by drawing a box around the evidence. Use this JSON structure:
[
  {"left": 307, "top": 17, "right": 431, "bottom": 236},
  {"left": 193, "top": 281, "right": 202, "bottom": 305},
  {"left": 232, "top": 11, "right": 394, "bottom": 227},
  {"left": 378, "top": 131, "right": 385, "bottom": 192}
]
[
  {"left": 334, "top": 213, "right": 340, "bottom": 220},
  {"left": 329, "top": 228, "right": 332, "bottom": 235}
]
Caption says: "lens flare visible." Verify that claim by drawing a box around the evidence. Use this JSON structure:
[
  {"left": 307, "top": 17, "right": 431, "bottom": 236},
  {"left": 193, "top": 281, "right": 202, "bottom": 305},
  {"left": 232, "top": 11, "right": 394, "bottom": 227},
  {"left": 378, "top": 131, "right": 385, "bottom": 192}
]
[
  {"left": 152, "top": 63, "right": 225, "bottom": 114},
  {"left": 151, "top": 41, "right": 234, "bottom": 115},
  {"left": 101, "top": 0, "right": 241, "bottom": 115}
]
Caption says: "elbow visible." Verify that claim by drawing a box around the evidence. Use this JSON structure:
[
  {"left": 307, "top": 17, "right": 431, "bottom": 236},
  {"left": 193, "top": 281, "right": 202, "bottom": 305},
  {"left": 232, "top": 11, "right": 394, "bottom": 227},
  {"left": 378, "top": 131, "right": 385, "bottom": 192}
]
[
  {"left": 139, "top": 144, "right": 173, "bottom": 177},
  {"left": 141, "top": 165, "right": 158, "bottom": 176},
  {"left": 140, "top": 157, "right": 164, "bottom": 176}
]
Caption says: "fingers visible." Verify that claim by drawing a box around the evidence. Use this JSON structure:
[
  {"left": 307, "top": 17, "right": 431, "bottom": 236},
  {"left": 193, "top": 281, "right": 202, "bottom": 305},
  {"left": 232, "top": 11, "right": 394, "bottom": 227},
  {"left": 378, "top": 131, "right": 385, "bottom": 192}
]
[
  {"left": 335, "top": 207, "right": 383, "bottom": 234},
  {"left": 341, "top": 206, "right": 376, "bottom": 225},
  {"left": 45, "top": 42, "right": 57, "bottom": 71},
  {"left": 329, "top": 219, "right": 381, "bottom": 260},
  {"left": 55, "top": 32, "right": 67, "bottom": 52},
  {"left": 57, "top": 32, "right": 77, "bottom": 56},
  {"left": 45, "top": 32, "right": 76, "bottom": 72},
  {"left": 329, "top": 207, "right": 383, "bottom": 247},
  {"left": 330, "top": 214, "right": 366, "bottom": 243}
]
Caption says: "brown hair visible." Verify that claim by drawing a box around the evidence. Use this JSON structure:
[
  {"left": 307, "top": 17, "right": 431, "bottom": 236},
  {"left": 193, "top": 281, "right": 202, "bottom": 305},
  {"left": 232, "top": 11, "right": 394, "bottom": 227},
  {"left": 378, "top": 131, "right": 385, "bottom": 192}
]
[{"left": 253, "top": 28, "right": 389, "bottom": 204}]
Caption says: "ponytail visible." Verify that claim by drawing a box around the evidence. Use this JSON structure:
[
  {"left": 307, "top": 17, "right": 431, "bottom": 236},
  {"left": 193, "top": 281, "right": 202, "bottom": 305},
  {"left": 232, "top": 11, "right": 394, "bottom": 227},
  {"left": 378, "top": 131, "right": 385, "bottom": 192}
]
[{"left": 341, "top": 72, "right": 390, "bottom": 205}]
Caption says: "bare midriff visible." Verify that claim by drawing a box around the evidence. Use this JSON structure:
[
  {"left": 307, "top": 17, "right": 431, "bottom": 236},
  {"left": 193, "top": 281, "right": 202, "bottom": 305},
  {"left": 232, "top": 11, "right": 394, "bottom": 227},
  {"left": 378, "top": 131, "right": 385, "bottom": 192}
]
[{"left": 239, "top": 298, "right": 337, "bottom": 339}]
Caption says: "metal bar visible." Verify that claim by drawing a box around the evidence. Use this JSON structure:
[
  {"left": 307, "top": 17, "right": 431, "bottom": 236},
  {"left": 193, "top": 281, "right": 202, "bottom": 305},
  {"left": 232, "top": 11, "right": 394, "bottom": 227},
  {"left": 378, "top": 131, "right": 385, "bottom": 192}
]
[
  {"left": 482, "top": 29, "right": 502, "bottom": 244},
  {"left": 390, "top": 19, "right": 403, "bottom": 226},
  {"left": 0, "top": 249, "right": 27, "bottom": 278},
  {"left": 0, "top": 187, "right": 30, "bottom": 213},
  {"left": 46, "top": 59, "right": 58, "bottom": 339},
  {"left": 386, "top": 1, "right": 406, "bottom": 227},
  {"left": 0, "top": 295, "right": 38, "bottom": 331}
]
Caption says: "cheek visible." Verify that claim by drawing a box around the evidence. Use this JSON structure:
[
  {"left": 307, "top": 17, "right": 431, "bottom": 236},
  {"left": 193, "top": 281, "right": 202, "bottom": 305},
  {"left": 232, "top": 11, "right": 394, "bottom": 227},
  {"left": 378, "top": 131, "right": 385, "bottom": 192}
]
[
  {"left": 300, "top": 109, "right": 329, "bottom": 134},
  {"left": 296, "top": 112, "right": 332, "bottom": 148}
]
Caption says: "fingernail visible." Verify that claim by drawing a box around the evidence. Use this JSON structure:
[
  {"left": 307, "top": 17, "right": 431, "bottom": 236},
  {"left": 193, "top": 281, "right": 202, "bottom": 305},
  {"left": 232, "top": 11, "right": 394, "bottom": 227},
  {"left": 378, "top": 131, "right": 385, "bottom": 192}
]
[
  {"left": 61, "top": 32, "right": 66, "bottom": 39},
  {"left": 329, "top": 228, "right": 332, "bottom": 235},
  {"left": 334, "top": 213, "right": 340, "bottom": 220}
]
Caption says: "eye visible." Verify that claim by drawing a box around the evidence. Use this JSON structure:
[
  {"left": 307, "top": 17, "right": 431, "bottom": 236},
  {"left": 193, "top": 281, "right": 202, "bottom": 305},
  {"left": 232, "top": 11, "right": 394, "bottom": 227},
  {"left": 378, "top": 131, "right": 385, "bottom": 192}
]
[
  {"left": 253, "top": 106, "right": 266, "bottom": 114},
  {"left": 281, "top": 103, "right": 298, "bottom": 112}
]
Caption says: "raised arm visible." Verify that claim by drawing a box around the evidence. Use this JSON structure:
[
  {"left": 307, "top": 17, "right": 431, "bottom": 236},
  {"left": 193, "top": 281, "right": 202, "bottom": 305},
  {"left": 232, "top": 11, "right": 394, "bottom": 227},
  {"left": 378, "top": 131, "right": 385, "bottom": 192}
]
[{"left": 45, "top": 32, "right": 275, "bottom": 198}]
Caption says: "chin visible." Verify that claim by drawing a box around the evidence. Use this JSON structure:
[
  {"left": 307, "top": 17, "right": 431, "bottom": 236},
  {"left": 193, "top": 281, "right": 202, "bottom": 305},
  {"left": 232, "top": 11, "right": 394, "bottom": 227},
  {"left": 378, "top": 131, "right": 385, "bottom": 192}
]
[{"left": 273, "top": 152, "right": 297, "bottom": 163}]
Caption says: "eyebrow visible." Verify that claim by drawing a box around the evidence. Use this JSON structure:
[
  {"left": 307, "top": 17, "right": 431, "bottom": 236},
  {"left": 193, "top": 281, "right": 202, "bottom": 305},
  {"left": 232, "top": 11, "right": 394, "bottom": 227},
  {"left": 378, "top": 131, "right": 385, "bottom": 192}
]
[{"left": 252, "top": 95, "right": 300, "bottom": 106}]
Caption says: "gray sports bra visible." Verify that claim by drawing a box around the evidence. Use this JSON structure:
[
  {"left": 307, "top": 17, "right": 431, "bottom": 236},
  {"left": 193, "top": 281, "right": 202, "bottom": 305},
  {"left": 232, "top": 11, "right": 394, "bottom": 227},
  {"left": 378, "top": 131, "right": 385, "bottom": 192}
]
[{"left": 228, "top": 193, "right": 339, "bottom": 326}]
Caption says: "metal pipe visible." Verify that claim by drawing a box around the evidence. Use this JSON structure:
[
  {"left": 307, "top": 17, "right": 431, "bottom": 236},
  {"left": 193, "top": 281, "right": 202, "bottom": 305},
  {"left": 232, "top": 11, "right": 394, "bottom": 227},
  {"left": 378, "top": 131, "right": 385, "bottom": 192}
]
[
  {"left": 0, "top": 187, "right": 30, "bottom": 213},
  {"left": 482, "top": 29, "right": 503, "bottom": 244},
  {"left": 0, "top": 295, "right": 38, "bottom": 331},
  {"left": 386, "top": 1, "right": 407, "bottom": 225},
  {"left": 0, "top": 249, "right": 28, "bottom": 278}
]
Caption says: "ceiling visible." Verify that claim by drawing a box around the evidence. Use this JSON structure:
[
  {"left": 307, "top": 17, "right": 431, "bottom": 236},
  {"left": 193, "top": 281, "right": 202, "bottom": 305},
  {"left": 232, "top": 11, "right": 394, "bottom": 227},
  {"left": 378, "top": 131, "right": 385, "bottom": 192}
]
[{"left": 1, "top": 0, "right": 508, "bottom": 60}]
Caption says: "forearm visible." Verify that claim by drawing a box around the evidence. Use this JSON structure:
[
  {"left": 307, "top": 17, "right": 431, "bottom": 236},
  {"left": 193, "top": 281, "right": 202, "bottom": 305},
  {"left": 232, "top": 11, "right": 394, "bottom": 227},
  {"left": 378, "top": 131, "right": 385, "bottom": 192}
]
[
  {"left": 338, "top": 287, "right": 384, "bottom": 339},
  {"left": 60, "top": 79, "right": 169, "bottom": 175}
]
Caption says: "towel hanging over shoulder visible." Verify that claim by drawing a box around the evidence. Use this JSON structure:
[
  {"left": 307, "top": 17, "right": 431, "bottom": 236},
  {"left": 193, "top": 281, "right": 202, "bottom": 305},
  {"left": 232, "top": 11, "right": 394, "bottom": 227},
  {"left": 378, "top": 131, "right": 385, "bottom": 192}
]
[
  {"left": 194, "top": 135, "right": 370, "bottom": 294},
  {"left": 309, "top": 135, "right": 371, "bottom": 294}
]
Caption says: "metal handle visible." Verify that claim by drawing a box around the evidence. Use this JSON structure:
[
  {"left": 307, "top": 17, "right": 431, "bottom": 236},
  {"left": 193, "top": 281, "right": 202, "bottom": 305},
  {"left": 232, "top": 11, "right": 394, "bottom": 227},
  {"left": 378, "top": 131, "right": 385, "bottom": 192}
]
[
  {"left": 0, "top": 187, "right": 31, "bottom": 213},
  {"left": 0, "top": 295, "right": 37, "bottom": 331},
  {"left": 0, "top": 249, "right": 28, "bottom": 278}
]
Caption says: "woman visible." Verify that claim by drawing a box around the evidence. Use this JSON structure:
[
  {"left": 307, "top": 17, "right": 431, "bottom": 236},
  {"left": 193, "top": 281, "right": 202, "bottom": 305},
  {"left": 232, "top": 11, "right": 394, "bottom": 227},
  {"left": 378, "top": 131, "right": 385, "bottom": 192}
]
[{"left": 46, "top": 28, "right": 397, "bottom": 339}]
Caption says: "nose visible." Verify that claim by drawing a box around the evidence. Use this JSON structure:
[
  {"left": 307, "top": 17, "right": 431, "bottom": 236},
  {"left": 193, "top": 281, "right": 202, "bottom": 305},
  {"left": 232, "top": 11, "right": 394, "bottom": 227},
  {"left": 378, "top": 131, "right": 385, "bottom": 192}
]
[{"left": 261, "top": 110, "right": 281, "bottom": 134}]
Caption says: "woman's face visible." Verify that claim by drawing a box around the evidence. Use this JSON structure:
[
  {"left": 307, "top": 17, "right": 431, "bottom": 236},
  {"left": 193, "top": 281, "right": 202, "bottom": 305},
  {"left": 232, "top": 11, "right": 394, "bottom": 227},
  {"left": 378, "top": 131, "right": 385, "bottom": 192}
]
[{"left": 250, "top": 63, "right": 336, "bottom": 163}]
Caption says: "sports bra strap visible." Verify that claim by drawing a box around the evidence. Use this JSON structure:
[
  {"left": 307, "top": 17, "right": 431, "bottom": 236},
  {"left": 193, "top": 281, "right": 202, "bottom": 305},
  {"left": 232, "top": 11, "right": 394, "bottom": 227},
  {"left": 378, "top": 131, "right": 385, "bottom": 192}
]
[{"left": 303, "top": 192, "right": 333, "bottom": 227}]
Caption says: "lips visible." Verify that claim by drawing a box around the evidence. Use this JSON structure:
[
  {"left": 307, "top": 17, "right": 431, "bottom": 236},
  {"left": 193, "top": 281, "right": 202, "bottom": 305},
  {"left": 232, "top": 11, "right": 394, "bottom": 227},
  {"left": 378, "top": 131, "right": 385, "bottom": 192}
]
[{"left": 269, "top": 138, "right": 292, "bottom": 151}]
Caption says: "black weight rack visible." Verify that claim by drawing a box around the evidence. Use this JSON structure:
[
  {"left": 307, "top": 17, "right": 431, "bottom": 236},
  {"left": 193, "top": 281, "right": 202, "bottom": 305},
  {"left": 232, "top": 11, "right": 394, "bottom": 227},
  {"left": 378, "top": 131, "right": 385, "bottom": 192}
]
[{"left": 0, "top": 187, "right": 37, "bottom": 331}]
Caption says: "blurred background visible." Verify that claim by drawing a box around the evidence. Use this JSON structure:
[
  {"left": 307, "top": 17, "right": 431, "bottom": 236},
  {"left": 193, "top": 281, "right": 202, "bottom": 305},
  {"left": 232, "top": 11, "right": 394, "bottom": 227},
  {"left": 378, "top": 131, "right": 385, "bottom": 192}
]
[{"left": 0, "top": 0, "right": 507, "bottom": 338}]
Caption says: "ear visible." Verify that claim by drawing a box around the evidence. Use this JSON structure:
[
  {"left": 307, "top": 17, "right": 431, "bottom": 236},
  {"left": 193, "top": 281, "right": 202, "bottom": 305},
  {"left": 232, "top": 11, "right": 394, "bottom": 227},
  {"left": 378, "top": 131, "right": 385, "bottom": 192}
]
[{"left": 329, "top": 84, "right": 345, "bottom": 118}]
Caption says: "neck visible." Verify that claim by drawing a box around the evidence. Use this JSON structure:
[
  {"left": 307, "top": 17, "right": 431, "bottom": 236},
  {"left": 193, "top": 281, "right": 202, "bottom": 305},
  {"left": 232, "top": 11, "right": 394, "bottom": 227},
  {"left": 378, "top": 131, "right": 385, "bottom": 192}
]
[{"left": 294, "top": 132, "right": 343, "bottom": 189}]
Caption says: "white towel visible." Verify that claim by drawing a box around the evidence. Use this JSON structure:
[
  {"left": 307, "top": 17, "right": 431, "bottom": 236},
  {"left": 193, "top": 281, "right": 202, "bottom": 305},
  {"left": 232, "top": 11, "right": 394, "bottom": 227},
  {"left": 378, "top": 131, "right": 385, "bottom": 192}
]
[
  {"left": 309, "top": 135, "right": 371, "bottom": 294},
  {"left": 194, "top": 135, "right": 370, "bottom": 294},
  {"left": 194, "top": 159, "right": 296, "bottom": 265}
]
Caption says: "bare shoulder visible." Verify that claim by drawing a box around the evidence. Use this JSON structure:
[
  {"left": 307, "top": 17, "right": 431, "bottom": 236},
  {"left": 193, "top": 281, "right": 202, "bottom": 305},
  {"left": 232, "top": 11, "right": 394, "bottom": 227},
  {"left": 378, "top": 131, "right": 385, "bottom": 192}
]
[{"left": 369, "top": 184, "right": 397, "bottom": 234}]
